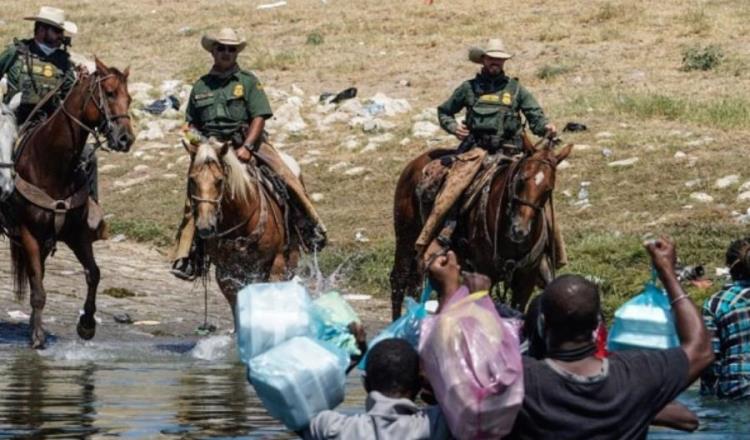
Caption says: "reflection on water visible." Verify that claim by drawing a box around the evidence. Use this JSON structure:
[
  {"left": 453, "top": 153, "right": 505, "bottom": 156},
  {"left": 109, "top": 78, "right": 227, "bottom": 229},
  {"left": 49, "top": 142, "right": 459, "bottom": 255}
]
[
  {"left": 0, "top": 336, "right": 746, "bottom": 439},
  {"left": 0, "top": 337, "right": 366, "bottom": 439}
]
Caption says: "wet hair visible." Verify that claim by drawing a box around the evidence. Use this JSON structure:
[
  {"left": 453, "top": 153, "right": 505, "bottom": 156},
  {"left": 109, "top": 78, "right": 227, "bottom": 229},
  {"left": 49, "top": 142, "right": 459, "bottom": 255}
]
[
  {"left": 726, "top": 238, "right": 750, "bottom": 281},
  {"left": 540, "top": 274, "right": 601, "bottom": 344},
  {"left": 364, "top": 338, "right": 421, "bottom": 399}
]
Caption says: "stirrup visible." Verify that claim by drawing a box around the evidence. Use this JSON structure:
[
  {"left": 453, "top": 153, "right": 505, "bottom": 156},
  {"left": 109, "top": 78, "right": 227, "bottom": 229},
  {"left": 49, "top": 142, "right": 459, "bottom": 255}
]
[{"left": 170, "top": 258, "right": 199, "bottom": 281}]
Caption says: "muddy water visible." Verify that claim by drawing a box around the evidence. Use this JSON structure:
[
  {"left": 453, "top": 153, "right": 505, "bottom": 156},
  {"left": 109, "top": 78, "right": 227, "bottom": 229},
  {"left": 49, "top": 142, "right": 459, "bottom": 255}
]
[{"left": 0, "top": 336, "right": 366, "bottom": 439}]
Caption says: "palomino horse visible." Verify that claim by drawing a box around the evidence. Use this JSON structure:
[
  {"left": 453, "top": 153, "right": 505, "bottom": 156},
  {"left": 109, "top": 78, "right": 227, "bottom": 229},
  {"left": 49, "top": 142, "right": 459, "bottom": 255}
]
[
  {"left": 0, "top": 93, "right": 21, "bottom": 200},
  {"left": 9, "top": 59, "right": 134, "bottom": 348},
  {"left": 390, "top": 139, "right": 572, "bottom": 319},
  {"left": 182, "top": 138, "right": 299, "bottom": 319}
]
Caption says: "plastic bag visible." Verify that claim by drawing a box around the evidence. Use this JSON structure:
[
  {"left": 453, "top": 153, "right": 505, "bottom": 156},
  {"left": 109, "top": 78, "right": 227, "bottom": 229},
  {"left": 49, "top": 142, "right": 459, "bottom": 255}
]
[
  {"left": 235, "top": 281, "right": 315, "bottom": 363},
  {"left": 248, "top": 336, "right": 349, "bottom": 431},
  {"left": 608, "top": 272, "right": 679, "bottom": 352},
  {"left": 419, "top": 288, "right": 524, "bottom": 440},
  {"left": 312, "top": 291, "right": 361, "bottom": 356},
  {"left": 357, "top": 282, "right": 432, "bottom": 369}
]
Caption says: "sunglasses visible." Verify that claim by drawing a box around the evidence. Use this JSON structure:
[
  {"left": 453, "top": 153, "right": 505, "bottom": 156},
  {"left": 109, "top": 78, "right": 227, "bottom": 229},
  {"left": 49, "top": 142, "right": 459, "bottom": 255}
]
[{"left": 215, "top": 44, "right": 237, "bottom": 53}]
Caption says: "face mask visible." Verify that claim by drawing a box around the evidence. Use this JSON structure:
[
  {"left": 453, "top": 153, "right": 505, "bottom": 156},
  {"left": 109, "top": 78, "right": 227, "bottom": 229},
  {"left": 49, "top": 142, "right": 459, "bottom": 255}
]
[{"left": 36, "top": 42, "right": 57, "bottom": 56}]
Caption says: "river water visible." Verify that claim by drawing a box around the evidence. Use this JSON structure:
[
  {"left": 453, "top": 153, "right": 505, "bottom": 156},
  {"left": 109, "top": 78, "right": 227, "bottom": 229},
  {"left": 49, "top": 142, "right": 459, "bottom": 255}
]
[{"left": 0, "top": 333, "right": 747, "bottom": 439}]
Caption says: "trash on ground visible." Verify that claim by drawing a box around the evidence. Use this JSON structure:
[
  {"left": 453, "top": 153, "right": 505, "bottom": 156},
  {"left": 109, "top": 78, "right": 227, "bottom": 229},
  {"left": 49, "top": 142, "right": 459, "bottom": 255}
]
[
  {"left": 7, "top": 310, "right": 30, "bottom": 321},
  {"left": 113, "top": 312, "right": 133, "bottom": 324},
  {"left": 563, "top": 122, "right": 587, "bottom": 132},
  {"left": 143, "top": 95, "right": 180, "bottom": 115},
  {"left": 257, "top": 0, "right": 287, "bottom": 9}
]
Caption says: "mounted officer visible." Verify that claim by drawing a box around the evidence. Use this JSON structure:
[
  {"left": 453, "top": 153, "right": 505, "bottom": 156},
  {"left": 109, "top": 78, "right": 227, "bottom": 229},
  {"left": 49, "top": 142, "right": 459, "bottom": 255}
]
[
  {"left": 0, "top": 7, "right": 103, "bottom": 226},
  {"left": 171, "top": 28, "right": 327, "bottom": 280},
  {"left": 417, "top": 38, "right": 566, "bottom": 266}
]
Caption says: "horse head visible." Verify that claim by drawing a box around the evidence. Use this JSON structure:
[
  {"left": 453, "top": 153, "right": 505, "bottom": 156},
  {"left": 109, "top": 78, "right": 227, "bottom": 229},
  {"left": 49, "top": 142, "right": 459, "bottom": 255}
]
[
  {"left": 0, "top": 93, "right": 21, "bottom": 201},
  {"left": 507, "top": 141, "right": 572, "bottom": 243},
  {"left": 81, "top": 58, "right": 135, "bottom": 152},
  {"left": 183, "top": 138, "right": 251, "bottom": 239}
]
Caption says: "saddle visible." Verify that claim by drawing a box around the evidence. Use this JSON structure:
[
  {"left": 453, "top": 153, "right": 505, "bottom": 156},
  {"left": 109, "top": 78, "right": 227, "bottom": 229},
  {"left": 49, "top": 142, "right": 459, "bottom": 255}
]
[{"left": 415, "top": 149, "right": 517, "bottom": 224}]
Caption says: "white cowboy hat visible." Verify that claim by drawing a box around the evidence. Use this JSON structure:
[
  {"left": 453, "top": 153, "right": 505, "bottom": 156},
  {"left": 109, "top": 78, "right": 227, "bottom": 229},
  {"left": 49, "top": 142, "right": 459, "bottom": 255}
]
[
  {"left": 24, "top": 6, "right": 78, "bottom": 35},
  {"left": 201, "top": 28, "right": 247, "bottom": 53},
  {"left": 468, "top": 38, "right": 513, "bottom": 63}
]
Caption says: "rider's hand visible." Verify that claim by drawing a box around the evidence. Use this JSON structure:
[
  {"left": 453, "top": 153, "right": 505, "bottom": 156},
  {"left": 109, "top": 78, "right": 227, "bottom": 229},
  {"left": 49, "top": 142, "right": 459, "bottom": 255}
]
[
  {"left": 544, "top": 123, "right": 557, "bottom": 138},
  {"left": 644, "top": 237, "right": 677, "bottom": 277},
  {"left": 455, "top": 122, "right": 469, "bottom": 140},
  {"left": 235, "top": 146, "right": 252, "bottom": 162}
]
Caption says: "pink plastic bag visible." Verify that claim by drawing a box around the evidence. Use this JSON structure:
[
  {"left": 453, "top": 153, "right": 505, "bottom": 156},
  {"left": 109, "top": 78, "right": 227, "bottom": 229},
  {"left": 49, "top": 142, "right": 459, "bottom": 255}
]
[{"left": 419, "top": 287, "right": 524, "bottom": 440}]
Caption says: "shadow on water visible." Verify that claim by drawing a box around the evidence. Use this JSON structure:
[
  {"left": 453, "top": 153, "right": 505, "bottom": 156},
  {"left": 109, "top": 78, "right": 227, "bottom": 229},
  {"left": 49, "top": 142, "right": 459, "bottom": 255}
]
[{"left": 0, "top": 321, "right": 58, "bottom": 346}]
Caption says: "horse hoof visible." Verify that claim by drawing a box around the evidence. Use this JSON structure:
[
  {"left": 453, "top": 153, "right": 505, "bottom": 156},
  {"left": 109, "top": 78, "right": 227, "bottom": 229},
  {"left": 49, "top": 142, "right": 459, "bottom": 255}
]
[
  {"left": 77, "top": 317, "right": 96, "bottom": 340},
  {"left": 30, "top": 334, "right": 46, "bottom": 350}
]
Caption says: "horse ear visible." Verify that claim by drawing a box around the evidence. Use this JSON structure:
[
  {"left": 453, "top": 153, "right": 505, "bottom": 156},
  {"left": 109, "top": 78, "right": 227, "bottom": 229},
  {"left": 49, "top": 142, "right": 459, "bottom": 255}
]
[
  {"left": 555, "top": 143, "right": 573, "bottom": 164},
  {"left": 521, "top": 131, "right": 536, "bottom": 155},
  {"left": 123, "top": 66, "right": 130, "bottom": 79},
  {"left": 182, "top": 138, "right": 198, "bottom": 156},
  {"left": 94, "top": 57, "right": 109, "bottom": 74}
]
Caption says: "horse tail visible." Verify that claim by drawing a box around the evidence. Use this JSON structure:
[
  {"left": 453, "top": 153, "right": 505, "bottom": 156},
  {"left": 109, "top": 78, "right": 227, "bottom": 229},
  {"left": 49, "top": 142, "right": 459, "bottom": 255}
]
[{"left": 10, "top": 241, "right": 27, "bottom": 301}]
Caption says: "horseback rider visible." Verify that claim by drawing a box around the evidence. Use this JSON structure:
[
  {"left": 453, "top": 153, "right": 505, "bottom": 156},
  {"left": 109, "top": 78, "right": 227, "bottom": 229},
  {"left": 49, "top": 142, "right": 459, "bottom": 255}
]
[
  {"left": 417, "top": 38, "right": 566, "bottom": 266},
  {"left": 0, "top": 7, "right": 103, "bottom": 225},
  {"left": 171, "top": 28, "right": 327, "bottom": 280}
]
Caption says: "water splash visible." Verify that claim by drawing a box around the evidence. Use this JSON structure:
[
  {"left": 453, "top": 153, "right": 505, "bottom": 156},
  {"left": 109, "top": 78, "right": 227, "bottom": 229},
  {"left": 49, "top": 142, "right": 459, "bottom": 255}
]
[{"left": 191, "top": 335, "right": 235, "bottom": 361}]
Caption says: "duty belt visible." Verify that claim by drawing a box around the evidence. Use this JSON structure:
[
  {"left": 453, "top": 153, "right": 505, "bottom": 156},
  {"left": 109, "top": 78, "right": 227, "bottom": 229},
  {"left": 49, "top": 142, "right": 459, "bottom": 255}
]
[{"left": 474, "top": 133, "right": 521, "bottom": 153}]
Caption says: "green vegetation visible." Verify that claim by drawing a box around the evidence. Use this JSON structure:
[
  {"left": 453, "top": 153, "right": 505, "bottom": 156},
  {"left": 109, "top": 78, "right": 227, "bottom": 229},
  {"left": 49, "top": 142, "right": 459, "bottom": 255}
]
[
  {"left": 306, "top": 32, "right": 324, "bottom": 46},
  {"left": 536, "top": 64, "right": 572, "bottom": 80},
  {"left": 681, "top": 45, "right": 724, "bottom": 71}
]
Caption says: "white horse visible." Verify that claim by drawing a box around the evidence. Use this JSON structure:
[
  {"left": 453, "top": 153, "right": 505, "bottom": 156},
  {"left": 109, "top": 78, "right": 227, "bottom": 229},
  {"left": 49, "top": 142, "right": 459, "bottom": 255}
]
[{"left": 0, "top": 93, "right": 20, "bottom": 201}]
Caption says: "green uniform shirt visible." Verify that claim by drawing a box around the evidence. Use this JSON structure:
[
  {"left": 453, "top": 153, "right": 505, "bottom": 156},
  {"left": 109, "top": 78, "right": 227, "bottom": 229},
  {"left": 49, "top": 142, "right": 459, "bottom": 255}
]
[
  {"left": 186, "top": 66, "right": 273, "bottom": 142},
  {"left": 437, "top": 73, "right": 549, "bottom": 138},
  {"left": 0, "top": 38, "right": 75, "bottom": 124}
]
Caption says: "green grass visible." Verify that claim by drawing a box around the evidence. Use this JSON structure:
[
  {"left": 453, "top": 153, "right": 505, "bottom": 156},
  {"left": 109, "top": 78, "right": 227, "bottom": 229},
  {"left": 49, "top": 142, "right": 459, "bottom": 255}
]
[
  {"left": 536, "top": 64, "right": 572, "bottom": 80},
  {"left": 109, "top": 218, "right": 172, "bottom": 246}
]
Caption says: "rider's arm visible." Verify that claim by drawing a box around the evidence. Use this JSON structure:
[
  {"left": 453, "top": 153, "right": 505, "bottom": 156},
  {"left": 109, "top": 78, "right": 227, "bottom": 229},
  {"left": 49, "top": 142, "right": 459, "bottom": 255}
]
[
  {"left": 437, "top": 82, "right": 469, "bottom": 135},
  {"left": 516, "top": 84, "right": 549, "bottom": 137},
  {"left": 241, "top": 75, "right": 273, "bottom": 149},
  {"left": 0, "top": 45, "right": 17, "bottom": 83}
]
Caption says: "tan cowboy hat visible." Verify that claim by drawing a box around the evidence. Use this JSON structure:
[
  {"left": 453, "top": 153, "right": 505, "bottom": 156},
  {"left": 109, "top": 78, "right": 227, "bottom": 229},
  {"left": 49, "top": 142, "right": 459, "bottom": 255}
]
[
  {"left": 201, "top": 28, "right": 247, "bottom": 53},
  {"left": 468, "top": 38, "right": 513, "bottom": 63},
  {"left": 24, "top": 6, "right": 78, "bottom": 35}
]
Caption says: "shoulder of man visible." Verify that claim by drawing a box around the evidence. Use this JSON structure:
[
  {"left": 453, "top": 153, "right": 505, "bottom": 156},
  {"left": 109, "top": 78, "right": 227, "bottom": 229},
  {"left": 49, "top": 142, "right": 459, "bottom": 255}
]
[{"left": 237, "top": 69, "right": 265, "bottom": 90}]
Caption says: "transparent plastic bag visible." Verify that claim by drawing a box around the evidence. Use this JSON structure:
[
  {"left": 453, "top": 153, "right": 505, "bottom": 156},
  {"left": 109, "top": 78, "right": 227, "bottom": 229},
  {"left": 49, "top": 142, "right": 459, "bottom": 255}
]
[
  {"left": 357, "top": 282, "right": 432, "bottom": 370},
  {"left": 419, "top": 289, "right": 524, "bottom": 440},
  {"left": 248, "top": 336, "right": 349, "bottom": 431},
  {"left": 608, "top": 272, "right": 679, "bottom": 351},
  {"left": 312, "top": 291, "right": 362, "bottom": 356},
  {"left": 235, "top": 281, "right": 315, "bottom": 363}
]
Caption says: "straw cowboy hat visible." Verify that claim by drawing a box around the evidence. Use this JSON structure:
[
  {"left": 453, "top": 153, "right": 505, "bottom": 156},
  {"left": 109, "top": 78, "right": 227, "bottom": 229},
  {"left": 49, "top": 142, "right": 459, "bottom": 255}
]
[
  {"left": 24, "top": 6, "right": 78, "bottom": 35},
  {"left": 468, "top": 39, "right": 513, "bottom": 63},
  {"left": 201, "top": 28, "right": 247, "bottom": 53}
]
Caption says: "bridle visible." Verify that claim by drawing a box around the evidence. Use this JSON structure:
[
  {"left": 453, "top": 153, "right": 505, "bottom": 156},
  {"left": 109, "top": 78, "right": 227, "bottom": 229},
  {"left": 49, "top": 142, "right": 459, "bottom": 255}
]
[
  {"left": 60, "top": 70, "right": 131, "bottom": 152},
  {"left": 508, "top": 156, "right": 556, "bottom": 214}
]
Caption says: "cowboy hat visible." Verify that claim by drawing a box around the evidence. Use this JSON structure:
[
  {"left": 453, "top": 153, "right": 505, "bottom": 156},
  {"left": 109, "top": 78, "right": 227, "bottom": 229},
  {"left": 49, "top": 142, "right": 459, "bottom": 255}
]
[
  {"left": 24, "top": 6, "right": 77, "bottom": 35},
  {"left": 468, "top": 38, "right": 513, "bottom": 63},
  {"left": 201, "top": 28, "right": 247, "bottom": 53}
]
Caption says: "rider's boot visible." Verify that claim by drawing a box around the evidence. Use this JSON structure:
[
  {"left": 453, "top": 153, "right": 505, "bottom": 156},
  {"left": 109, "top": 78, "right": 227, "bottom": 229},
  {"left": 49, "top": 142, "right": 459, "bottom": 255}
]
[{"left": 170, "top": 238, "right": 205, "bottom": 281}]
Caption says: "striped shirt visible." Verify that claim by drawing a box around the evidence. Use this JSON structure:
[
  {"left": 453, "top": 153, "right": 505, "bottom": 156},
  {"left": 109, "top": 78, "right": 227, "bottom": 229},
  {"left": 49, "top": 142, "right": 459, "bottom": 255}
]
[{"left": 701, "top": 281, "right": 750, "bottom": 399}]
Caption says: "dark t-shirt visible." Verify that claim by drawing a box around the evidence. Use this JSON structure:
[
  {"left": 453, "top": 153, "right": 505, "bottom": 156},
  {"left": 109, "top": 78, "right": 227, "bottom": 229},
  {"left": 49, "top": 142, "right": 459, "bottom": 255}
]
[{"left": 509, "top": 348, "right": 689, "bottom": 440}]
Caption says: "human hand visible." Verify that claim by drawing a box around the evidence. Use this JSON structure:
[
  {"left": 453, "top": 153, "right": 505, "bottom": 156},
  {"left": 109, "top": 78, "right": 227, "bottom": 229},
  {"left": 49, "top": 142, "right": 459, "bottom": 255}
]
[
  {"left": 644, "top": 237, "right": 677, "bottom": 275},
  {"left": 455, "top": 122, "right": 469, "bottom": 140},
  {"left": 462, "top": 271, "right": 491, "bottom": 293},
  {"left": 428, "top": 250, "right": 461, "bottom": 302},
  {"left": 235, "top": 146, "right": 252, "bottom": 162},
  {"left": 544, "top": 123, "right": 557, "bottom": 138}
]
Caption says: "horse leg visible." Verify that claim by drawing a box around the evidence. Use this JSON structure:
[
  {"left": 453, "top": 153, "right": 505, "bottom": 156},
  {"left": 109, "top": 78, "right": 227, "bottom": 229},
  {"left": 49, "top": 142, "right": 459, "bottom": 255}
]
[
  {"left": 215, "top": 266, "right": 238, "bottom": 332},
  {"left": 510, "top": 269, "right": 537, "bottom": 313},
  {"left": 66, "top": 236, "right": 100, "bottom": 340},
  {"left": 19, "top": 227, "right": 47, "bottom": 348},
  {"left": 269, "top": 252, "right": 287, "bottom": 282},
  {"left": 390, "top": 235, "right": 421, "bottom": 321}
]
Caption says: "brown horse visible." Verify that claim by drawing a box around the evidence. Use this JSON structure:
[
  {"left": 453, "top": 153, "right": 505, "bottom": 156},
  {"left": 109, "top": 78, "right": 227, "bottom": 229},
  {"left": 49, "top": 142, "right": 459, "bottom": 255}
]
[
  {"left": 390, "top": 140, "right": 572, "bottom": 319},
  {"left": 9, "top": 59, "right": 134, "bottom": 348},
  {"left": 182, "top": 138, "right": 298, "bottom": 319}
]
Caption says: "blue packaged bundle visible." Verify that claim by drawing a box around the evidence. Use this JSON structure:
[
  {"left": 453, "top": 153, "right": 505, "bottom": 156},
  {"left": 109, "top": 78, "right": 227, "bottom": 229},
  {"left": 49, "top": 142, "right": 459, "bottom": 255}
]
[
  {"left": 312, "top": 291, "right": 362, "bottom": 356},
  {"left": 248, "top": 336, "right": 349, "bottom": 431},
  {"left": 235, "top": 281, "right": 314, "bottom": 363},
  {"left": 608, "top": 275, "right": 680, "bottom": 351}
]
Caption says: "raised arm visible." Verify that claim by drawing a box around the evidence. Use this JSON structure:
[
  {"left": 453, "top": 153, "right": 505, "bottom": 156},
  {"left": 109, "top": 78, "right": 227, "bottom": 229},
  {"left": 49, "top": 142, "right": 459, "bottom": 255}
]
[{"left": 645, "top": 237, "right": 714, "bottom": 383}]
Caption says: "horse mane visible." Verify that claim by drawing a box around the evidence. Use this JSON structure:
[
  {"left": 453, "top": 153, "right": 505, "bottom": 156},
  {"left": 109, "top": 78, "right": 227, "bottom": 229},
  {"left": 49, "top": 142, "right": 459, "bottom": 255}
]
[
  {"left": 193, "top": 142, "right": 251, "bottom": 203},
  {"left": 0, "top": 102, "right": 17, "bottom": 160}
]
